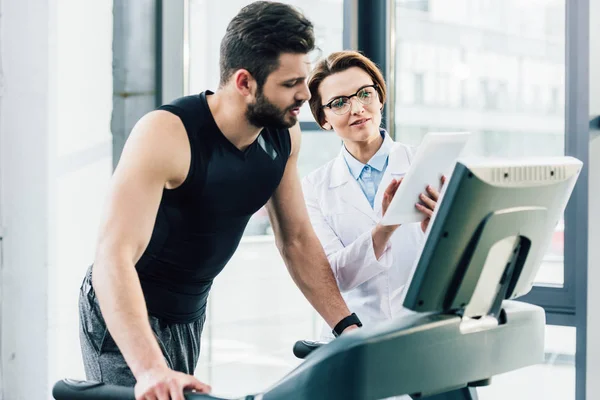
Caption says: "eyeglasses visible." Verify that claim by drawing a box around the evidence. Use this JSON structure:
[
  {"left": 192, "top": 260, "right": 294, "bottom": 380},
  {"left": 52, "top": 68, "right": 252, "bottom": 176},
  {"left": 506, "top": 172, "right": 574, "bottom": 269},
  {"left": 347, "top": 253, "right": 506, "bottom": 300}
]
[{"left": 321, "top": 84, "right": 379, "bottom": 115}]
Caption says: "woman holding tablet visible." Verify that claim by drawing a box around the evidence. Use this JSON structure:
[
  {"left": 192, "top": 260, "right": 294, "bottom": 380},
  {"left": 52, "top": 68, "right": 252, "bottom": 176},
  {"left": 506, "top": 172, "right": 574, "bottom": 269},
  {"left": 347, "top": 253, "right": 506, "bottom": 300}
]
[{"left": 302, "top": 51, "right": 443, "bottom": 340}]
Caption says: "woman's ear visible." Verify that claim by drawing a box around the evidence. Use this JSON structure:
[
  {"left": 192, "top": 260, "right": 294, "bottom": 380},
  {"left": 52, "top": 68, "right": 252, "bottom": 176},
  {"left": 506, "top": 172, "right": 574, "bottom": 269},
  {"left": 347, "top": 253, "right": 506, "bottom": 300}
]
[{"left": 322, "top": 122, "right": 332, "bottom": 130}]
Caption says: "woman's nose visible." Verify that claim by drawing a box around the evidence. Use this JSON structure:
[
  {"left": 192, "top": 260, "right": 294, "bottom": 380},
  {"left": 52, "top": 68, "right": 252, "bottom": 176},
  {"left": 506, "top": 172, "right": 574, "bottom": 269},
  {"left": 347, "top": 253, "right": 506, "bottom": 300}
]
[{"left": 350, "top": 97, "right": 364, "bottom": 114}]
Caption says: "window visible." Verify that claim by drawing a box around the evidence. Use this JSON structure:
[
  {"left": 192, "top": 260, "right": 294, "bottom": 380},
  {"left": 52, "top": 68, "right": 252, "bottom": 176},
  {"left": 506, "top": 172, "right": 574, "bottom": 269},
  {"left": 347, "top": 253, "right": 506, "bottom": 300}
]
[
  {"left": 398, "top": 0, "right": 430, "bottom": 12},
  {"left": 413, "top": 73, "right": 424, "bottom": 105},
  {"left": 393, "top": 0, "right": 566, "bottom": 287},
  {"left": 478, "top": 325, "right": 575, "bottom": 399},
  {"left": 391, "top": 3, "right": 579, "bottom": 398}
]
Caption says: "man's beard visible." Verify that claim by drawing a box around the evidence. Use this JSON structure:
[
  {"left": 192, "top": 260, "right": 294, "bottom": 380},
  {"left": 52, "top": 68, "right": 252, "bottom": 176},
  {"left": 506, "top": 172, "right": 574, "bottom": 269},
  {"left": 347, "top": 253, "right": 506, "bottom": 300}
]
[{"left": 246, "top": 90, "right": 303, "bottom": 129}]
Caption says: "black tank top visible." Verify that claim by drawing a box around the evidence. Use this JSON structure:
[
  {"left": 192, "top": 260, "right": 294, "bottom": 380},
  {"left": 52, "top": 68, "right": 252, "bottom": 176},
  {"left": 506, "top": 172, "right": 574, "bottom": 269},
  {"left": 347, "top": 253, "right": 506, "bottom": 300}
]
[{"left": 135, "top": 91, "right": 291, "bottom": 323}]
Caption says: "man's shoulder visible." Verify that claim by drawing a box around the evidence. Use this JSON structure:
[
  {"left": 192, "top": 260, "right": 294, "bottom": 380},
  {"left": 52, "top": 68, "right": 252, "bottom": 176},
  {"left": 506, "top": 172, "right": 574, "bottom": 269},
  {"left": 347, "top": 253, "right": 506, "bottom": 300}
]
[
  {"left": 156, "top": 92, "right": 220, "bottom": 142},
  {"left": 117, "top": 110, "right": 192, "bottom": 185},
  {"left": 158, "top": 92, "right": 208, "bottom": 118}
]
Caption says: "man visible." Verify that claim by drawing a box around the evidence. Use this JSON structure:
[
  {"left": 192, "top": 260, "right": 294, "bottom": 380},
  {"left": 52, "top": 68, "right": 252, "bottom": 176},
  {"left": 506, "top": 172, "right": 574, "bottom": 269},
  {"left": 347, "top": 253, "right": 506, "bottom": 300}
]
[{"left": 79, "top": 2, "right": 361, "bottom": 400}]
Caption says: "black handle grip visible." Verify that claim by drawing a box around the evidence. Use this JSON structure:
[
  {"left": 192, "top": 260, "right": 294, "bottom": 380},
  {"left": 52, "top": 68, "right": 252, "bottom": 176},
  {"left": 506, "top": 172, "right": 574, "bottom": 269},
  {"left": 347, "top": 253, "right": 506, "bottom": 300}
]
[
  {"left": 53, "top": 380, "right": 134, "bottom": 400},
  {"left": 293, "top": 340, "right": 325, "bottom": 359},
  {"left": 52, "top": 379, "right": 228, "bottom": 400}
]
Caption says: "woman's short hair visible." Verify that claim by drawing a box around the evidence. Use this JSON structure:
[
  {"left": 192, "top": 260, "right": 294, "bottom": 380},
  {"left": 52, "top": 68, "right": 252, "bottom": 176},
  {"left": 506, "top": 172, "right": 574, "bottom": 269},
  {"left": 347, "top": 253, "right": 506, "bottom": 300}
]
[{"left": 308, "top": 50, "right": 387, "bottom": 128}]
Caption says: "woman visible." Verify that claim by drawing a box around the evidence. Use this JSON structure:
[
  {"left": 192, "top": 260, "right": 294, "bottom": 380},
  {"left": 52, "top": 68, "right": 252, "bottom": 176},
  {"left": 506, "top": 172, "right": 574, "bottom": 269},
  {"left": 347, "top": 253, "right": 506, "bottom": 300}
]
[{"left": 302, "top": 51, "right": 443, "bottom": 340}]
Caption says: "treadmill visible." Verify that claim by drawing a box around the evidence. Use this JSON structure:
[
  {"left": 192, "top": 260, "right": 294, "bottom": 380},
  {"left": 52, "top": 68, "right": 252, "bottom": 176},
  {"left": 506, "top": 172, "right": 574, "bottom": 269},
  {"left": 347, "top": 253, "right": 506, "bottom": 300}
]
[{"left": 53, "top": 156, "right": 582, "bottom": 400}]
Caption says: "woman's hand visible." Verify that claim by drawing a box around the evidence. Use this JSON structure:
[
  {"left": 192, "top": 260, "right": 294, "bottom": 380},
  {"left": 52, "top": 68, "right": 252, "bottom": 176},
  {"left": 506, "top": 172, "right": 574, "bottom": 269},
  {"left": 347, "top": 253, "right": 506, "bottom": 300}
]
[
  {"left": 372, "top": 178, "right": 403, "bottom": 258},
  {"left": 379, "top": 178, "right": 403, "bottom": 232},
  {"left": 382, "top": 178, "right": 402, "bottom": 219},
  {"left": 416, "top": 175, "right": 446, "bottom": 233}
]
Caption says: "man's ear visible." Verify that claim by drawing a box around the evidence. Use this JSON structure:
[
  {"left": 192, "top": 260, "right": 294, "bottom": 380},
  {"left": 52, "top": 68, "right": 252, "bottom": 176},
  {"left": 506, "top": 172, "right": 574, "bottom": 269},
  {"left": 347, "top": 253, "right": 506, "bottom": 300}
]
[{"left": 233, "top": 69, "right": 256, "bottom": 97}]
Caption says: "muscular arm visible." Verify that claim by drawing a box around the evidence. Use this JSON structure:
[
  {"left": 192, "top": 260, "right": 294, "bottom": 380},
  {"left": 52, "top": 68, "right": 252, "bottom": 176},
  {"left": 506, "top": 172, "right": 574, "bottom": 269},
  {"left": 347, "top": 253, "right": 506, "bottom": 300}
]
[
  {"left": 266, "top": 124, "right": 352, "bottom": 329},
  {"left": 92, "top": 111, "right": 193, "bottom": 379}
]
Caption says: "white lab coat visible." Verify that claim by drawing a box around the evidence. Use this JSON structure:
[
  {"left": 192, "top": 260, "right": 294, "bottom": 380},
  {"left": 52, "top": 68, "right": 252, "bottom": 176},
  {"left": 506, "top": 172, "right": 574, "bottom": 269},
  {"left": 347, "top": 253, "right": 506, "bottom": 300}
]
[{"left": 302, "top": 140, "right": 426, "bottom": 341}]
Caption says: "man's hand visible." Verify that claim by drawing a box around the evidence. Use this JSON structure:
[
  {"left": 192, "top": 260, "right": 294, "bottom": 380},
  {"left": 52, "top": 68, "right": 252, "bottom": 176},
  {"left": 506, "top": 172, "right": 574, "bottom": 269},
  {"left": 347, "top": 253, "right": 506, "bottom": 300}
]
[
  {"left": 135, "top": 366, "right": 211, "bottom": 400},
  {"left": 416, "top": 175, "right": 447, "bottom": 233}
]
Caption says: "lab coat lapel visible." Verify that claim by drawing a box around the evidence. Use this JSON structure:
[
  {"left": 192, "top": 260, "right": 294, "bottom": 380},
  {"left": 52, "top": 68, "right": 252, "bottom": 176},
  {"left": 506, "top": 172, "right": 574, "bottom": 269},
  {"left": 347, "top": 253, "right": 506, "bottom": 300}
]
[{"left": 329, "top": 149, "right": 378, "bottom": 223}]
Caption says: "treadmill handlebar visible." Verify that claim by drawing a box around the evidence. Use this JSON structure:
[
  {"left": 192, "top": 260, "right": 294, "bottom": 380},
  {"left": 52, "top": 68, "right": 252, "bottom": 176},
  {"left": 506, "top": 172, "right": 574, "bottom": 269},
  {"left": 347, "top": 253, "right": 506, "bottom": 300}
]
[
  {"left": 52, "top": 337, "right": 324, "bottom": 400},
  {"left": 293, "top": 340, "right": 325, "bottom": 359},
  {"left": 52, "top": 379, "right": 233, "bottom": 400}
]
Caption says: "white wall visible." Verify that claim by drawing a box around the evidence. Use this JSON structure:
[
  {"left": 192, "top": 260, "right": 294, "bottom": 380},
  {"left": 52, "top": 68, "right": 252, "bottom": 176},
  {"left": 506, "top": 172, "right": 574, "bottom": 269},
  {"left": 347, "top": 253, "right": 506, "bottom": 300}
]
[
  {"left": 0, "top": 0, "right": 113, "bottom": 398},
  {"left": 0, "top": 1, "right": 51, "bottom": 398}
]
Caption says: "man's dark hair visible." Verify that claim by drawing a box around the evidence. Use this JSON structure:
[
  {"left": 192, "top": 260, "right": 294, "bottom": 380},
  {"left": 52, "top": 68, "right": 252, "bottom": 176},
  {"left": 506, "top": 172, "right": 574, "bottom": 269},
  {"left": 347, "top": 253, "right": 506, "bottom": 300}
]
[{"left": 219, "top": 1, "right": 315, "bottom": 88}]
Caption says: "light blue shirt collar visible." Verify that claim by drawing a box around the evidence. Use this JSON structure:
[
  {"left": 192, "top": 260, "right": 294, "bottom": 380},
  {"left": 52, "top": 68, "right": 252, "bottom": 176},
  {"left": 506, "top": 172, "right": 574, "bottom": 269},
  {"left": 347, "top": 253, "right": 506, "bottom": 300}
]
[{"left": 342, "top": 129, "right": 393, "bottom": 180}]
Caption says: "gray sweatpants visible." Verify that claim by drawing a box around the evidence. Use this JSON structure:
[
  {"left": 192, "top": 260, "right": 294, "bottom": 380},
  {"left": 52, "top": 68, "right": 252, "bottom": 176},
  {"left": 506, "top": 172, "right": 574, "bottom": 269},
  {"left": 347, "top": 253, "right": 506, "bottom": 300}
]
[{"left": 78, "top": 267, "right": 206, "bottom": 386}]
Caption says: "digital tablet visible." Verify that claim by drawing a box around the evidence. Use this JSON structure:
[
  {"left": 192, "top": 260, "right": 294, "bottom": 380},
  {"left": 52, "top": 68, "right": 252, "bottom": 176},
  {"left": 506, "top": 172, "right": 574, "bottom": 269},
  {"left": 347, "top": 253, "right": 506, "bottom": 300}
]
[{"left": 380, "top": 132, "right": 471, "bottom": 226}]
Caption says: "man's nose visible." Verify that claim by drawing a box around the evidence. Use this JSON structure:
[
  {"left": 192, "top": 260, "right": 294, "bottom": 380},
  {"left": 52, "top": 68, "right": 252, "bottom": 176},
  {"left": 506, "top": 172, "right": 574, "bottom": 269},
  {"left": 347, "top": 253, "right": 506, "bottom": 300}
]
[{"left": 297, "top": 82, "right": 311, "bottom": 101}]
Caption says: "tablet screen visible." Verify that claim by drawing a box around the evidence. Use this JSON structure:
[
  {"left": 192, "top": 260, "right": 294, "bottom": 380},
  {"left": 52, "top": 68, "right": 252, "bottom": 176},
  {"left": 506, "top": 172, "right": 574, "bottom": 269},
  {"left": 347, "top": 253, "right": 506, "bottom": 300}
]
[{"left": 380, "top": 132, "right": 471, "bottom": 226}]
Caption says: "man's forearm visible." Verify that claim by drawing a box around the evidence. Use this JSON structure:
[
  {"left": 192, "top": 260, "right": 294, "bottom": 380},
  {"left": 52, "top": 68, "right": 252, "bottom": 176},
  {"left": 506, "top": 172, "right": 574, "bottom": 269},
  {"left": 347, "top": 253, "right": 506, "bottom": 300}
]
[
  {"left": 92, "top": 256, "right": 167, "bottom": 377},
  {"left": 279, "top": 236, "right": 351, "bottom": 328}
]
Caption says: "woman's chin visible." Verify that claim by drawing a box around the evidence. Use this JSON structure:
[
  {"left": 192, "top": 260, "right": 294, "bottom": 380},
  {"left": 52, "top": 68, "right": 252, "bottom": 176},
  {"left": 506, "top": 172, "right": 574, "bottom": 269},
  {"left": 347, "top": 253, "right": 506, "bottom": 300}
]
[{"left": 346, "top": 129, "right": 380, "bottom": 143}]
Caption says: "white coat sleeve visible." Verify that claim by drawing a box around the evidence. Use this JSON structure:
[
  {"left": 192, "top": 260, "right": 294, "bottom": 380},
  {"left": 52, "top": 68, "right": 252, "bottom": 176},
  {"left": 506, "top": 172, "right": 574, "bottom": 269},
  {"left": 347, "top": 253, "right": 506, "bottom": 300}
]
[{"left": 302, "top": 178, "right": 393, "bottom": 293}]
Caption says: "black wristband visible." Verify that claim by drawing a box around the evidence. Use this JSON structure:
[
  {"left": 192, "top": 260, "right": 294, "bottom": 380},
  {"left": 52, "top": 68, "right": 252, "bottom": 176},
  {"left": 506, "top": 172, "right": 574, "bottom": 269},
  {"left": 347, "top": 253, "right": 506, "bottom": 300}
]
[{"left": 332, "top": 313, "right": 362, "bottom": 337}]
